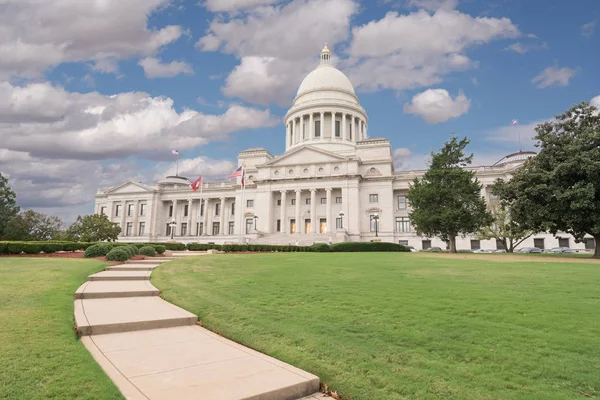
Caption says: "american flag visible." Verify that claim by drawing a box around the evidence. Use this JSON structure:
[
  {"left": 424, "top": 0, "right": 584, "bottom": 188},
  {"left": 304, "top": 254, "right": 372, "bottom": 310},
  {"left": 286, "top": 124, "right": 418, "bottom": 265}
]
[
  {"left": 510, "top": 120, "right": 518, "bottom": 126},
  {"left": 172, "top": 149, "right": 179, "bottom": 155},
  {"left": 228, "top": 165, "right": 243, "bottom": 178}
]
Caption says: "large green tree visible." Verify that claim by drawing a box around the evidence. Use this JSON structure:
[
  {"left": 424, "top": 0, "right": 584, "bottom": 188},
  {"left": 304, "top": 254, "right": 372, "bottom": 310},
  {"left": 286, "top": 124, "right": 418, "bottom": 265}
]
[
  {"left": 0, "top": 173, "right": 20, "bottom": 238},
  {"left": 66, "top": 214, "right": 121, "bottom": 242},
  {"left": 493, "top": 101, "right": 600, "bottom": 258},
  {"left": 407, "top": 136, "right": 492, "bottom": 253},
  {"left": 477, "top": 200, "right": 533, "bottom": 252},
  {"left": 3, "top": 210, "right": 64, "bottom": 241}
]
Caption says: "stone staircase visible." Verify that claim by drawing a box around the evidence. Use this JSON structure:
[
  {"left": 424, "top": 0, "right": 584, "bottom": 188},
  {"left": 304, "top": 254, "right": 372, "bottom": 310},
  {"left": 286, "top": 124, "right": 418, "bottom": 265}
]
[
  {"left": 74, "top": 255, "right": 321, "bottom": 400},
  {"left": 251, "top": 232, "right": 345, "bottom": 246}
]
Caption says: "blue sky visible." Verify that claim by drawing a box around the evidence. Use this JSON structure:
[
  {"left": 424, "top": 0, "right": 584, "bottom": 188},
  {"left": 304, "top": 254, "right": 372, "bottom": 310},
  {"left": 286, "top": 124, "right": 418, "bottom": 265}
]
[{"left": 1, "top": 0, "right": 599, "bottom": 221}]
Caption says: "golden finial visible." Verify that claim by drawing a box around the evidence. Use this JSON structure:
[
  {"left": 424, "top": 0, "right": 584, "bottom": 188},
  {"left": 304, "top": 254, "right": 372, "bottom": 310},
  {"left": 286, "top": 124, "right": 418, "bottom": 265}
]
[{"left": 322, "top": 42, "right": 330, "bottom": 53}]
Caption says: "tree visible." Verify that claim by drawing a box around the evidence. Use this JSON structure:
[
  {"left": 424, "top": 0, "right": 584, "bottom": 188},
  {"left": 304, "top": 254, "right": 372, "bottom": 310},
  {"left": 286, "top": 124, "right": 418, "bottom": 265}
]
[
  {"left": 493, "top": 101, "right": 600, "bottom": 258},
  {"left": 477, "top": 200, "right": 533, "bottom": 252},
  {"left": 66, "top": 214, "right": 121, "bottom": 242},
  {"left": 0, "top": 172, "right": 20, "bottom": 238},
  {"left": 3, "top": 210, "right": 64, "bottom": 241},
  {"left": 407, "top": 135, "right": 492, "bottom": 253}
]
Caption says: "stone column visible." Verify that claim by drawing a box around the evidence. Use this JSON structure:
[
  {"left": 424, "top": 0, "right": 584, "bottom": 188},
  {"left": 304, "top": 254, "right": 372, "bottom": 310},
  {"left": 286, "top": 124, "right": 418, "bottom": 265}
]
[
  {"left": 293, "top": 117, "right": 298, "bottom": 144},
  {"left": 286, "top": 122, "right": 291, "bottom": 149},
  {"left": 342, "top": 113, "right": 347, "bottom": 141},
  {"left": 133, "top": 200, "right": 141, "bottom": 236},
  {"left": 219, "top": 197, "right": 226, "bottom": 235},
  {"left": 202, "top": 198, "right": 209, "bottom": 235},
  {"left": 120, "top": 200, "right": 126, "bottom": 236},
  {"left": 320, "top": 111, "right": 324, "bottom": 138},
  {"left": 309, "top": 113, "right": 314, "bottom": 139},
  {"left": 197, "top": 199, "right": 202, "bottom": 236},
  {"left": 331, "top": 111, "right": 336, "bottom": 138},
  {"left": 326, "top": 188, "right": 332, "bottom": 234},
  {"left": 310, "top": 189, "right": 317, "bottom": 233},
  {"left": 171, "top": 199, "right": 178, "bottom": 237},
  {"left": 295, "top": 189, "right": 301, "bottom": 234},
  {"left": 186, "top": 198, "right": 193, "bottom": 235},
  {"left": 280, "top": 191, "right": 287, "bottom": 234},
  {"left": 352, "top": 116, "right": 357, "bottom": 141},
  {"left": 300, "top": 115, "right": 304, "bottom": 141}
]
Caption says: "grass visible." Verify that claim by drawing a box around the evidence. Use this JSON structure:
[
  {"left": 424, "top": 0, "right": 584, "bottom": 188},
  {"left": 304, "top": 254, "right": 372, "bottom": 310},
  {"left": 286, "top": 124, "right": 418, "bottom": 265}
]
[
  {"left": 0, "top": 258, "right": 123, "bottom": 400},
  {"left": 153, "top": 253, "right": 600, "bottom": 400}
]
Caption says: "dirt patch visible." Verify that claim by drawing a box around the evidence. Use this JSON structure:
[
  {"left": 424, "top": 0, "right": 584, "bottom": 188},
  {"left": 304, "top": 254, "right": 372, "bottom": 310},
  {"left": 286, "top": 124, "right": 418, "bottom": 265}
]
[{"left": 415, "top": 252, "right": 599, "bottom": 264}]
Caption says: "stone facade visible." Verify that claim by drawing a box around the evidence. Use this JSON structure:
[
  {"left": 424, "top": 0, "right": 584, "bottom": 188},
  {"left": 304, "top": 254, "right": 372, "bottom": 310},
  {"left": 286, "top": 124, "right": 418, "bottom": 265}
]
[{"left": 94, "top": 45, "right": 595, "bottom": 252}]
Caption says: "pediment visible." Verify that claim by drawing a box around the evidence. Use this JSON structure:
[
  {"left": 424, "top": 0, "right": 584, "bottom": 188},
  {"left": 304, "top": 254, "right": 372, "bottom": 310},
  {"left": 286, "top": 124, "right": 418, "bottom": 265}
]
[
  {"left": 265, "top": 146, "right": 347, "bottom": 167},
  {"left": 106, "top": 180, "right": 153, "bottom": 194}
]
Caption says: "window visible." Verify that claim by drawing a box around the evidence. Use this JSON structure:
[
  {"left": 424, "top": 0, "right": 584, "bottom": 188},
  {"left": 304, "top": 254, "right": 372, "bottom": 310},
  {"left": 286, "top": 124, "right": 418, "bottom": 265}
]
[
  {"left": 336, "top": 217, "right": 343, "bottom": 229},
  {"left": 422, "top": 240, "right": 432, "bottom": 250},
  {"left": 395, "top": 217, "right": 411, "bottom": 233},
  {"left": 198, "top": 222, "right": 203, "bottom": 235},
  {"left": 128, "top": 204, "right": 134, "bottom": 216},
  {"left": 166, "top": 223, "right": 171, "bottom": 236},
  {"left": 534, "top": 238, "right": 545, "bottom": 249},
  {"left": 369, "top": 194, "right": 378, "bottom": 203},
  {"left": 277, "top": 199, "right": 281, "bottom": 206},
  {"left": 470, "top": 240, "right": 481, "bottom": 250},
  {"left": 496, "top": 239, "right": 505, "bottom": 250},
  {"left": 320, "top": 198, "right": 327, "bottom": 204},
  {"left": 138, "top": 222, "right": 145, "bottom": 236},
  {"left": 335, "top": 197, "right": 342, "bottom": 204},
  {"left": 306, "top": 198, "right": 311, "bottom": 205},
  {"left": 212, "top": 222, "right": 220, "bottom": 235},
  {"left": 181, "top": 223, "right": 187, "bottom": 236},
  {"left": 100, "top": 206, "right": 106, "bottom": 215},
  {"left": 115, "top": 204, "right": 121, "bottom": 217},
  {"left": 168, "top": 205, "right": 173, "bottom": 217},
  {"left": 140, "top": 203, "right": 146, "bottom": 216},
  {"left": 184, "top": 204, "right": 189, "bottom": 217},
  {"left": 277, "top": 219, "right": 281, "bottom": 232},
  {"left": 399, "top": 240, "right": 409, "bottom": 246},
  {"left": 215, "top": 203, "right": 220, "bottom": 216},
  {"left": 397, "top": 195, "right": 407, "bottom": 209},
  {"left": 247, "top": 199, "right": 254, "bottom": 208},
  {"left": 291, "top": 199, "right": 296, "bottom": 205},
  {"left": 370, "top": 215, "right": 379, "bottom": 232},
  {"left": 126, "top": 222, "right": 133, "bottom": 236},
  {"left": 200, "top": 201, "right": 204, "bottom": 216},
  {"left": 335, "top": 120, "right": 341, "bottom": 137},
  {"left": 229, "top": 222, "right": 235, "bottom": 235},
  {"left": 246, "top": 218, "right": 253, "bottom": 234},
  {"left": 231, "top": 202, "right": 235, "bottom": 215},
  {"left": 315, "top": 120, "right": 321, "bottom": 137},
  {"left": 585, "top": 238, "right": 596, "bottom": 250},
  {"left": 558, "top": 237, "right": 569, "bottom": 248},
  {"left": 349, "top": 122, "right": 352, "bottom": 140}
]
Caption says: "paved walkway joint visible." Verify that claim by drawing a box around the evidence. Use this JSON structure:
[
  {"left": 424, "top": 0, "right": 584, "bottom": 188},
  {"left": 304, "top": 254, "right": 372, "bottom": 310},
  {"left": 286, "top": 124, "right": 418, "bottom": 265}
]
[{"left": 74, "top": 252, "right": 321, "bottom": 400}]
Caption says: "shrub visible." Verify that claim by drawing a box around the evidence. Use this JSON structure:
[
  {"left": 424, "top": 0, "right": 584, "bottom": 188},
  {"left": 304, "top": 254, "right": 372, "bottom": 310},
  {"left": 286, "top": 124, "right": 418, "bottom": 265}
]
[
  {"left": 310, "top": 243, "right": 331, "bottom": 252},
  {"left": 128, "top": 245, "right": 140, "bottom": 256},
  {"left": 154, "top": 245, "right": 166, "bottom": 254},
  {"left": 164, "top": 242, "right": 186, "bottom": 251},
  {"left": 84, "top": 244, "right": 112, "bottom": 258},
  {"left": 139, "top": 246, "right": 157, "bottom": 257},
  {"left": 105, "top": 247, "right": 129, "bottom": 261},
  {"left": 121, "top": 246, "right": 136, "bottom": 258},
  {"left": 22, "top": 243, "right": 42, "bottom": 254},
  {"left": 329, "top": 242, "right": 411, "bottom": 252},
  {"left": 0, "top": 242, "right": 6, "bottom": 254}
]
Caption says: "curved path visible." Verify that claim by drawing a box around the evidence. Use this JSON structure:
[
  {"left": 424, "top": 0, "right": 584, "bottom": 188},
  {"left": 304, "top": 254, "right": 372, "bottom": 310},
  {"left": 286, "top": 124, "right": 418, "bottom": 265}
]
[{"left": 74, "top": 254, "right": 320, "bottom": 400}]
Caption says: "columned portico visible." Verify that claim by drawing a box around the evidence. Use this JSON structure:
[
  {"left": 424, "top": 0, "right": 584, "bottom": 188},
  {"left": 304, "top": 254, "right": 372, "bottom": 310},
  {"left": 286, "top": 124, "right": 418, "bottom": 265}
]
[
  {"left": 280, "top": 191, "right": 287, "bottom": 234},
  {"left": 202, "top": 199, "right": 209, "bottom": 235},
  {"left": 295, "top": 189, "right": 301, "bottom": 234},
  {"left": 187, "top": 199, "right": 193, "bottom": 236},
  {"left": 325, "top": 188, "right": 332, "bottom": 234},
  {"left": 219, "top": 197, "right": 226, "bottom": 235},
  {"left": 310, "top": 189, "right": 317, "bottom": 233}
]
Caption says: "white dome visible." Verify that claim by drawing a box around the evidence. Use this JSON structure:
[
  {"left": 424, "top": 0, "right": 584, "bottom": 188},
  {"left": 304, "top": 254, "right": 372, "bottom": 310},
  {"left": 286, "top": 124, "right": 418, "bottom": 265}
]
[{"left": 296, "top": 64, "right": 355, "bottom": 96}]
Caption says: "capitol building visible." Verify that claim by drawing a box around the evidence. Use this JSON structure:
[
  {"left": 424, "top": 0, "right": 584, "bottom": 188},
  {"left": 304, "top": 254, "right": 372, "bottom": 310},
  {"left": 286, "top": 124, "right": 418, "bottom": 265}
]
[{"left": 94, "top": 45, "right": 593, "bottom": 252}]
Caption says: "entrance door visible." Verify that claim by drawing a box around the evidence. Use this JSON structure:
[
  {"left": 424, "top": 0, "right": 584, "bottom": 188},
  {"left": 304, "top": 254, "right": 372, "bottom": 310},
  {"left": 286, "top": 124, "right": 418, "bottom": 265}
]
[
  {"left": 305, "top": 219, "right": 311, "bottom": 233},
  {"left": 290, "top": 219, "right": 296, "bottom": 234},
  {"left": 319, "top": 218, "right": 327, "bottom": 234}
]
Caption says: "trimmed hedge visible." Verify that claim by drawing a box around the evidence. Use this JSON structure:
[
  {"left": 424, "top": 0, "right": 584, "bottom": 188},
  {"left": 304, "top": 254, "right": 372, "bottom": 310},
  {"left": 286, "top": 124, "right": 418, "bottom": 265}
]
[
  {"left": 310, "top": 243, "right": 331, "bottom": 252},
  {"left": 105, "top": 247, "right": 129, "bottom": 262},
  {"left": 330, "top": 242, "right": 411, "bottom": 252},
  {"left": 84, "top": 243, "right": 112, "bottom": 258},
  {"left": 0, "top": 241, "right": 175, "bottom": 255},
  {"left": 139, "top": 246, "right": 157, "bottom": 257}
]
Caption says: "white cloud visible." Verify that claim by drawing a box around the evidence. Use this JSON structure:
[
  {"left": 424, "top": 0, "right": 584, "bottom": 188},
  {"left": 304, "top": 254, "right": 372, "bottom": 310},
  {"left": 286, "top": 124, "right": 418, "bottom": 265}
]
[
  {"left": 485, "top": 120, "right": 543, "bottom": 149},
  {"left": 0, "top": 81, "right": 279, "bottom": 160},
  {"left": 154, "top": 156, "right": 236, "bottom": 181},
  {"left": 504, "top": 41, "right": 547, "bottom": 54},
  {"left": 591, "top": 95, "right": 600, "bottom": 108},
  {"left": 203, "top": 0, "right": 280, "bottom": 12},
  {"left": 581, "top": 20, "right": 596, "bottom": 37},
  {"left": 403, "top": 88, "right": 470, "bottom": 124},
  {"left": 197, "top": 0, "right": 358, "bottom": 106},
  {"left": 532, "top": 66, "right": 577, "bottom": 88},
  {"left": 90, "top": 58, "right": 120, "bottom": 74},
  {"left": 138, "top": 57, "right": 194, "bottom": 78},
  {"left": 0, "top": 0, "right": 183, "bottom": 79},
  {"left": 343, "top": 9, "right": 519, "bottom": 92},
  {"left": 406, "top": 0, "right": 458, "bottom": 11}
]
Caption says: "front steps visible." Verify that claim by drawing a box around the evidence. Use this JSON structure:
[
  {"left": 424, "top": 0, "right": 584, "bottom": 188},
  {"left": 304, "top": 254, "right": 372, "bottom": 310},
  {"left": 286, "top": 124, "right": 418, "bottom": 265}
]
[{"left": 74, "top": 254, "right": 321, "bottom": 400}]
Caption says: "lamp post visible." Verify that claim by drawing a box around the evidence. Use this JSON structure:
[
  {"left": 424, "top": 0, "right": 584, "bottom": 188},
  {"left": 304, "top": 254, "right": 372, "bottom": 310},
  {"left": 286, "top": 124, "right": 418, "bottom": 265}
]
[
  {"left": 338, "top": 211, "right": 344, "bottom": 229},
  {"left": 372, "top": 213, "right": 379, "bottom": 237},
  {"left": 253, "top": 215, "right": 258, "bottom": 232},
  {"left": 169, "top": 220, "right": 177, "bottom": 240}
]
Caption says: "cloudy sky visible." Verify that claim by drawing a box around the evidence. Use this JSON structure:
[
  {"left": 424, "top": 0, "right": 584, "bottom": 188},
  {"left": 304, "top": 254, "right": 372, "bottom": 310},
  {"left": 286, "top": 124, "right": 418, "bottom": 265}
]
[{"left": 1, "top": 0, "right": 599, "bottom": 222}]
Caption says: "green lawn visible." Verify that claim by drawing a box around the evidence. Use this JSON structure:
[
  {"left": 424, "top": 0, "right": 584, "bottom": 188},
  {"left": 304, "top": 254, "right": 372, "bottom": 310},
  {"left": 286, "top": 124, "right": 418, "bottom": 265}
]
[
  {"left": 153, "top": 253, "right": 600, "bottom": 400},
  {"left": 0, "top": 258, "right": 123, "bottom": 400}
]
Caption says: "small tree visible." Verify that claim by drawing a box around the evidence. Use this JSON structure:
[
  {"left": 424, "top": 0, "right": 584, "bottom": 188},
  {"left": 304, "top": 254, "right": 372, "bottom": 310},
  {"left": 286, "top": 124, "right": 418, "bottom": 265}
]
[
  {"left": 66, "top": 214, "right": 121, "bottom": 242},
  {"left": 3, "top": 210, "right": 64, "bottom": 241},
  {"left": 477, "top": 201, "right": 533, "bottom": 252},
  {"left": 0, "top": 173, "right": 20, "bottom": 238},
  {"left": 493, "top": 101, "right": 600, "bottom": 258},
  {"left": 407, "top": 135, "right": 492, "bottom": 253}
]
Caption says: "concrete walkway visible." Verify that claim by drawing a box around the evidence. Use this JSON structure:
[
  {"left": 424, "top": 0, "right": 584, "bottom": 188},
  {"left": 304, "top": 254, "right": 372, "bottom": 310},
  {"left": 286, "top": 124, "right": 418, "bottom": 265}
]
[{"left": 75, "top": 253, "right": 321, "bottom": 400}]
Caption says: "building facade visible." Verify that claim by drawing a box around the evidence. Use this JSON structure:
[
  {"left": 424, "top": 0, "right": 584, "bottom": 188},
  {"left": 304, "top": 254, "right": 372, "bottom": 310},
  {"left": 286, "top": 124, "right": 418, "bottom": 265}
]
[{"left": 94, "top": 45, "right": 595, "bottom": 252}]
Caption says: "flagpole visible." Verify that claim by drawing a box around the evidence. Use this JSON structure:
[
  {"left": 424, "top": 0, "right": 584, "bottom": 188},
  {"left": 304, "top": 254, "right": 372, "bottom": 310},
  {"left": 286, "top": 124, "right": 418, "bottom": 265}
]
[{"left": 176, "top": 153, "right": 180, "bottom": 176}]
